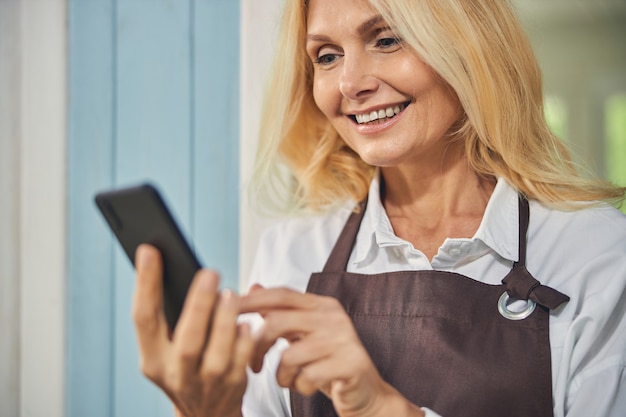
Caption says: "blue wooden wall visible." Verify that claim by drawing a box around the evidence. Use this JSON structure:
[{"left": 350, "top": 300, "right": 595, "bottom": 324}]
[{"left": 67, "top": 1, "right": 240, "bottom": 415}]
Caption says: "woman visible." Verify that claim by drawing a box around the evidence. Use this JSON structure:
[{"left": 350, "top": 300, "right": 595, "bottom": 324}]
[{"left": 133, "top": 0, "right": 626, "bottom": 416}]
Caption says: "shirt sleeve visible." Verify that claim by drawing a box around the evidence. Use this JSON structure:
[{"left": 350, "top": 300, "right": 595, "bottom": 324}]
[
  {"left": 551, "top": 212, "right": 626, "bottom": 417},
  {"left": 559, "top": 277, "right": 626, "bottom": 417},
  {"left": 565, "top": 364, "right": 626, "bottom": 417}
]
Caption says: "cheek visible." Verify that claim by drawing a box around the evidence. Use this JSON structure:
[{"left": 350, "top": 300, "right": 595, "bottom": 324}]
[
  {"left": 433, "top": 85, "right": 462, "bottom": 125},
  {"left": 312, "top": 75, "right": 336, "bottom": 119}
]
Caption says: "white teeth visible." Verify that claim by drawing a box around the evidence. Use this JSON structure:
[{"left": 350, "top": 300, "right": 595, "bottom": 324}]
[{"left": 354, "top": 104, "right": 405, "bottom": 125}]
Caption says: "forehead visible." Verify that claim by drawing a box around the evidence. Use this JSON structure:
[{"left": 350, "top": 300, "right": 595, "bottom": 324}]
[{"left": 306, "top": 0, "right": 380, "bottom": 33}]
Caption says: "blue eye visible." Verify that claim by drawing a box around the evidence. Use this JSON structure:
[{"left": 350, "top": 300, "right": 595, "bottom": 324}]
[
  {"left": 314, "top": 53, "right": 340, "bottom": 66},
  {"left": 376, "top": 37, "right": 401, "bottom": 49}
]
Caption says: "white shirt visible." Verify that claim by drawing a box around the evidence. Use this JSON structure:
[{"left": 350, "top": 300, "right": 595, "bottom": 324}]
[{"left": 242, "top": 177, "right": 626, "bottom": 417}]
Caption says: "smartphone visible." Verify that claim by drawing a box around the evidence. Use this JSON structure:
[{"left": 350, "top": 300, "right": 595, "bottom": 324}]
[{"left": 95, "top": 183, "right": 202, "bottom": 330}]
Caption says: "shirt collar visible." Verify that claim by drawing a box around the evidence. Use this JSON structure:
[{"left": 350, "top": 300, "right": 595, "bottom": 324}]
[{"left": 352, "top": 175, "right": 520, "bottom": 266}]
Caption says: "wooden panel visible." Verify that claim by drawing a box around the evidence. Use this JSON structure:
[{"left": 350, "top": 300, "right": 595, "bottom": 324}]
[
  {"left": 194, "top": 0, "right": 240, "bottom": 290},
  {"left": 114, "top": 0, "right": 193, "bottom": 415},
  {"left": 0, "top": 2, "right": 21, "bottom": 416},
  {"left": 67, "top": 1, "right": 116, "bottom": 416},
  {"left": 68, "top": 1, "right": 241, "bottom": 415}
]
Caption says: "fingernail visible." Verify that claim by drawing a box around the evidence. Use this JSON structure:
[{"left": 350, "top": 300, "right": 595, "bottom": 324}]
[
  {"left": 222, "top": 288, "right": 234, "bottom": 301},
  {"left": 197, "top": 270, "right": 218, "bottom": 292},
  {"left": 136, "top": 245, "right": 152, "bottom": 268},
  {"left": 220, "top": 289, "right": 239, "bottom": 307}
]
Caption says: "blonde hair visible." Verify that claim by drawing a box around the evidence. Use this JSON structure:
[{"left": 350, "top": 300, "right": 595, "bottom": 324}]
[{"left": 251, "top": 0, "right": 625, "bottom": 213}]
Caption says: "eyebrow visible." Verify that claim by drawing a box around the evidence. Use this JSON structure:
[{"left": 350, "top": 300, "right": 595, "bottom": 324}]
[
  {"left": 306, "top": 14, "right": 387, "bottom": 43},
  {"left": 358, "top": 15, "right": 386, "bottom": 35}
]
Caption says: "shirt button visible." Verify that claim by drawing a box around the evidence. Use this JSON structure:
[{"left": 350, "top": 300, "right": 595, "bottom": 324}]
[{"left": 449, "top": 248, "right": 462, "bottom": 256}]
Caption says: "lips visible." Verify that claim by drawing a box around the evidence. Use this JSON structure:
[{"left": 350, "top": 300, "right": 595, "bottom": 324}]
[{"left": 349, "top": 101, "right": 410, "bottom": 125}]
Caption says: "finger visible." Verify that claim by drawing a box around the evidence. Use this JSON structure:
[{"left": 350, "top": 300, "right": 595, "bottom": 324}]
[
  {"left": 304, "top": 345, "right": 379, "bottom": 399},
  {"left": 226, "top": 322, "right": 254, "bottom": 385},
  {"left": 276, "top": 338, "right": 333, "bottom": 389},
  {"left": 239, "top": 287, "right": 319, "bottom": 315},
  {"left": 248, "top": 283, "right": 265, "bottom": 292},
  {"left": 291, "top": 354, "right": 366, "bottom": 397},
  {"left": 250, "top": 310, "right": 323, "bottom": 372},
  {"left": 133, "top": 244, "right": 169, "bottom": 360},
  {"left": 201, "top": 289, "right": 240, "bottom": 379},
  {"left": 172, "top": 270, "right": 220, "bottom": 377},
  {"left": 291, "top": 358, "right": 337, "bottom": 396}
]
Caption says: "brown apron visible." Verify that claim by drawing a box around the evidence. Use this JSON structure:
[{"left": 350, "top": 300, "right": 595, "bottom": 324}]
[{"left": 290, "top": 197, "right": 569, "bottom": 417}]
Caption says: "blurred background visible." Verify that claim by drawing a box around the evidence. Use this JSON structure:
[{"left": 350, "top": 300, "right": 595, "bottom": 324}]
[
  {"left": 0, "top": 0, "right": 624, "bottom": 416},
  {"left": 515, "top": 0, "right": 626, "bottom": 187}
]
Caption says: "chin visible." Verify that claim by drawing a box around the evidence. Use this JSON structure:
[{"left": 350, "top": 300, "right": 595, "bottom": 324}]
[{"left": 357, "top": 152, "right": 403, "bottom": 168}]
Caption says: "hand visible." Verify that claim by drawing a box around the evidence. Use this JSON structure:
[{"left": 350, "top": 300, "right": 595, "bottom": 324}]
[
  {"left": 239, "top": 286, "right": 424, "bottom": 417},
  {"left": 133, "top": 244, "right": 253, "bottom": 417}
]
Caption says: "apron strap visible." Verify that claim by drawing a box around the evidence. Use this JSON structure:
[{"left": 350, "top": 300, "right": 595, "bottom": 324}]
[
  {"left": 321, "top": 200, "right": 367, "bottom": 273},
  {"left": 503, "top": 196, "right": 570, "bottom": 310},
  {"left": 516, "top": 196, "right": 530, "bottom": 267},
  {"left": 502, "top": 266, "right": 570, "bottom": 310}
]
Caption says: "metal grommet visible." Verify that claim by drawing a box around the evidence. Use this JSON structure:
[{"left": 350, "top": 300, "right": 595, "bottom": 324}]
[{"left": 498, "top": 292, "right": 536, "bottom": 320}]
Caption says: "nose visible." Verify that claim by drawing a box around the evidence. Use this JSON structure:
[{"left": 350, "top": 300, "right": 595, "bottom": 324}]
[{"left": 339, "top": 52, "right": 379, "bottom": 100}]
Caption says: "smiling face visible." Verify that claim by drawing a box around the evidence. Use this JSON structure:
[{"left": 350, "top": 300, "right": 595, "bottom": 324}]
[{"left": 306, "top": 0, "right": 463, "bottom": 169}]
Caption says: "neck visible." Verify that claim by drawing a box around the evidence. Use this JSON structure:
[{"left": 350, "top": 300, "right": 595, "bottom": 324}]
[
  {"left": 382, "top": 143, "right": 494, "bottom": 213},
  {"left": 379, "top": 143, "right": 496, "bottom": 259}
]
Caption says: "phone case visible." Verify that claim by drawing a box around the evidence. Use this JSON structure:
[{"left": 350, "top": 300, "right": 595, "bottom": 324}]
[{"left": 95, "top": 183, "right": 202, "bottom": 330}]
